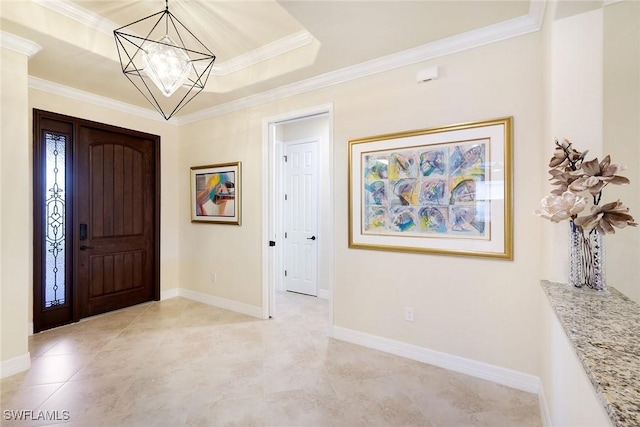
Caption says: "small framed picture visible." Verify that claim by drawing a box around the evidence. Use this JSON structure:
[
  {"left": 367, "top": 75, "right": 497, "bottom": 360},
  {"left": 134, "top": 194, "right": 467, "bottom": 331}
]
[{"left": 190, "top": 162, "right": 241, "bottom": 225}]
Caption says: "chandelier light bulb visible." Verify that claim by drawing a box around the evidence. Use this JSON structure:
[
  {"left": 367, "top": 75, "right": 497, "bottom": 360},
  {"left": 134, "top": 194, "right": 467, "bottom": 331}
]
[{"left": 141, "top": 35, "right": 191, "bottom": 97}]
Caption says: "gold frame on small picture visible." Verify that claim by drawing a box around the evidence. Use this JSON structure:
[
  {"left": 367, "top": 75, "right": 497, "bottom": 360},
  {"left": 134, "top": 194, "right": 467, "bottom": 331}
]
[{"left": 190, "top": 161, "right": 242, "bottom": 225}]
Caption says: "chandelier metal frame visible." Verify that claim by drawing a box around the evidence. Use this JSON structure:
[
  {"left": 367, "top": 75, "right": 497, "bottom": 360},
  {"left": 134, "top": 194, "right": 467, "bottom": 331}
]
[{"left": 114, "top": 0, "right": 216, "bottom": 120}]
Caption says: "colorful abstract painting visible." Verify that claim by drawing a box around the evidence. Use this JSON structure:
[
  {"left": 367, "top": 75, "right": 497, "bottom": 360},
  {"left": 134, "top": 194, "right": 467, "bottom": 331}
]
[
  {"left": 195, "top": 171, "right": 236, "bottom": 217},
  {"left": 362, "top": 140, "right": 489, "bottom": 237}
]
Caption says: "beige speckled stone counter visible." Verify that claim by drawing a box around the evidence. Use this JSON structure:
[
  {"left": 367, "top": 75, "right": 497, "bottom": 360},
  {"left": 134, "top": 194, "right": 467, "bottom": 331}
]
[{"left": 541, "top": 280, "right": 640, "bottom": 427}]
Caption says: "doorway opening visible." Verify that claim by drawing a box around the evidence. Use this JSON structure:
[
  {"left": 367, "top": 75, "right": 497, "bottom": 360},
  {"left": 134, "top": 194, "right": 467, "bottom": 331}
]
[
  {"left": 32, "top": 110, "right": 161, "bottom": 333},
  {"left": 262, "top": 105, "right": 333, "bottom": 328}
]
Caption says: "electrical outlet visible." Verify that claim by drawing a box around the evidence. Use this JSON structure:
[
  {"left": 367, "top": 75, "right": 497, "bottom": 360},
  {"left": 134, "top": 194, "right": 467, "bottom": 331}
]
[
  {"left": 210, "top": 272, "right": 217, "bottom": 283},
  {"left": 404, "top": 307, "right": 414, "bottom": 322}
]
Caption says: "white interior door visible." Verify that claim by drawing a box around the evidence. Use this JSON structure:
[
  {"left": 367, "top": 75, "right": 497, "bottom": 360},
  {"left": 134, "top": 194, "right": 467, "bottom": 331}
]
[{"left": 284, "top": 139, "right": 318, "bottom": 296}]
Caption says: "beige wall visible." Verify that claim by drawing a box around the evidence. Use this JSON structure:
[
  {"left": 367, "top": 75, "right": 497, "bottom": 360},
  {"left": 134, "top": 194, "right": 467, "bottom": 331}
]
[
  {"left": 332, "top": 36, "right": 544, "bottom": 375},
  {"left": 603, "top": 0, "right": 640, "bottom": 303},
  {"left": 178, "top": 109, "right": 264, "bottom": 308},
  {"left": 1, "top": 48, "right": 31, "bottom": 363},
  {"left": 544, "top": 7, "right": 605, "bottom": 286},
  {"left": 180, "top": 30, "right": 545, "bottom": 375}
]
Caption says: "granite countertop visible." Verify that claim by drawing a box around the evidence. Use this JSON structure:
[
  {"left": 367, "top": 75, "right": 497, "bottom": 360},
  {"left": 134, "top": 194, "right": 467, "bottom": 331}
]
[{"left": 541, "top": 280, "right": 640, "bottom": 427}]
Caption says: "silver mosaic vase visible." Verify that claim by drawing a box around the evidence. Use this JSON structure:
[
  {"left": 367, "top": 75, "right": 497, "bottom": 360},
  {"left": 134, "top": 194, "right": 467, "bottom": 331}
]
[{"left": 569, "top": 220, "right": 606, "bottom": 291}]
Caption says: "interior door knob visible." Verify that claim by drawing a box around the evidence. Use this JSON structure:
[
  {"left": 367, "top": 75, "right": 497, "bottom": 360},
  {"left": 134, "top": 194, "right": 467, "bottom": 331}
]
[
  {"left": 80, "top": 245, "right": 94, "bottom": 250},
  {"left": 307, "top": 236, "right": 316, "bottom": 241}
]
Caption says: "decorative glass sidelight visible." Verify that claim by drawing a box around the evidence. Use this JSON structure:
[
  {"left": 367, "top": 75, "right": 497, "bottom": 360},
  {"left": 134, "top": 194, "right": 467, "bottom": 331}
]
[{"left": 44, "top": 133, "right": 66, "bottom": 308}]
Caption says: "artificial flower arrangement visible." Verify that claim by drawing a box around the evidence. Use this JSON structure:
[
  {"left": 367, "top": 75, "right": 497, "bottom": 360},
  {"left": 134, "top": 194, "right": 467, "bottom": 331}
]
[
  {"left": 536, "top": 139, "right": 636, "bottom": 233},
  {"left": 536, "top": 139, "right": 636, "bottom": 290}
]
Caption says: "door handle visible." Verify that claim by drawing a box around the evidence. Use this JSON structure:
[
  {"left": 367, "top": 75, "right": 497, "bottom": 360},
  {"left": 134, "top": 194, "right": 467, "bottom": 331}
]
[
  {"left": 80, "top": 245, "right": 94, "bottom": 250},
  {"left": 307, "top": 236, "right": 316, "bottom": 241}
]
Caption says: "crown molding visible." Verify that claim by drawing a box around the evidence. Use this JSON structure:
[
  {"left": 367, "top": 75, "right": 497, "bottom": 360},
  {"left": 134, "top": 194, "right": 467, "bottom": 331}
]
[
  {"left": 34, "top": 0, "right": 314, "bottom": 77},
  {"left": 28, "top": 76, "right": 177, "bottom": 125},
  {"left": 178, "top": 6, "right": 546, "bottom": 125},
  {"left": 0, "top": 31, "right": 42, "bottom": 58},
  {"left": 211, "top": 30, "right": 314, "bottom": 76},
  {"left": 27, "top": 3, "right": 547, "bottom": 126},
  {"left": 32, "top": 0, "right": 117, "bottom": 35}
]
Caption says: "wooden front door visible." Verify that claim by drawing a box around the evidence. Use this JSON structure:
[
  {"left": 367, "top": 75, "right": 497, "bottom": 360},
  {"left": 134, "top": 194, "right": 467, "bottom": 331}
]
[
  {"left": 33, "top": 110, "right": 160, "bottom": 332},
  {"left": 76, "top": 125, "right": 157, "bottom": 318}
]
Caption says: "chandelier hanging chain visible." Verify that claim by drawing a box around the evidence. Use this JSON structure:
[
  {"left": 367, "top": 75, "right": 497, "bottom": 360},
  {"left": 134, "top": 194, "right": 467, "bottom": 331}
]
[{"left": 165, "top": 0, "right": 170, "bottom": 35}]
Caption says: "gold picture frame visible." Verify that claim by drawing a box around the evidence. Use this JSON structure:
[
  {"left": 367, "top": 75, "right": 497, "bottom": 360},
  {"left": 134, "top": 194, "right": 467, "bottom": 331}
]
[
  {"left": 191, "top": 162, "right": 242, "bottom": 225},
  {"left": 348, "top": 117, "right": 513, "bottom": 259}
]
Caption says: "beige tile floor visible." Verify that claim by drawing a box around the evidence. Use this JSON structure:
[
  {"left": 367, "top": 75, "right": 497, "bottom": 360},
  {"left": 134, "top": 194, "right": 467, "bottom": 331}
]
[{"left": 1, "top": 292, "right": 542, "bottom": 427}]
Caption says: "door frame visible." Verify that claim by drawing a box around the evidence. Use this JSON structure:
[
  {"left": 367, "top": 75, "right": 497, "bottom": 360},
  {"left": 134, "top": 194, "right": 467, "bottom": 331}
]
[
  {"left": 282, "top": 137, "right": 319, "bottom": 297},
  {"left": 261, "top": 104, "right": 334, "bottom": 322},
  {"left": 32, "top": 109, "right": 161, "bottom": 332}
]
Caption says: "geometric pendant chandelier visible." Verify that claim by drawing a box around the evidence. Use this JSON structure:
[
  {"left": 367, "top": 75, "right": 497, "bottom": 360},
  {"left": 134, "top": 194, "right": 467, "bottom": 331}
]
[{"left": 114, "top": 0, "right": 216, "bottom": 120}]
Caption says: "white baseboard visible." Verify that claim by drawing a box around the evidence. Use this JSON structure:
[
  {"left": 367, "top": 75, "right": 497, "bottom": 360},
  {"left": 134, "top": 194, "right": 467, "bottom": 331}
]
[
  {"left": 161, "top": 288, "right": 180, "bottom": 300},
  {"left": 318, "top": 289, "right": 330, "bottom": 300},
  {"left": 538, "top": 383, "right": 553, "bottom": 427},
  {"left": 177, "top": 288, "right": 263, "bottom": 319},
  {"left": 1, "top": 352, "right": 31, "bottom": 379},
  {"left": 332, "top": 325, "right": 542, "bottom": 395}
]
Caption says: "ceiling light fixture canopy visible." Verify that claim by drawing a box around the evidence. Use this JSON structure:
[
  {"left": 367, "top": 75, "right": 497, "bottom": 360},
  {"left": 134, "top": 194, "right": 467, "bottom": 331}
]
[{"left": 114, "top": 0, "right": 216, "bottom": 120}]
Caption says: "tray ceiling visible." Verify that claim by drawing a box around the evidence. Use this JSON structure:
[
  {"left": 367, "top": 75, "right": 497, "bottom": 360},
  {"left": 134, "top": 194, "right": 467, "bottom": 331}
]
[{"left": 1, "top": 0, "right": 541, "bottom": 122}]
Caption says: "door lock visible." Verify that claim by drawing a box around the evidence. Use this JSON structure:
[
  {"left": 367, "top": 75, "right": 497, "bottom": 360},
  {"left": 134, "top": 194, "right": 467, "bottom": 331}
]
[{"left": 79, "top": 223, "right": 88, "bottom": 240}]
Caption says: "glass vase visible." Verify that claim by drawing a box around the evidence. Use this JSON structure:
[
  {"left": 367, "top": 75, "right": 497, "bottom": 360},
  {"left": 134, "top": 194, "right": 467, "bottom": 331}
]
[
  {"left": 568, "top": 220, "right": 606, "bottom": 291},
  {"left": 568, "top": 220, "right": 584, "bottom": 287}
]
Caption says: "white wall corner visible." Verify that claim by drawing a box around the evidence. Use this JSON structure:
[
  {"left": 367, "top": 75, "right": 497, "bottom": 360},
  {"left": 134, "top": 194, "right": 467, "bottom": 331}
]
[
  {"left": 332, "top": 326, "right": 543, "bottom": 395},
  {"left": 178, "top": 288, "right": 262, "bottom": 319},
  {"left": 161, "top": 288, "right": 180, "bottom": 300},
  {"left": 528, "top": 0, "right": 548, "bottom": 31},
  {"left": 28, "top": 322, "right": 34, "bottom": 336},
  {"left": 538, "top": 382, "right": 554, "bottom": 427},
  {"left": 0, "top": 353, "right": 31, "bottom": 379}
]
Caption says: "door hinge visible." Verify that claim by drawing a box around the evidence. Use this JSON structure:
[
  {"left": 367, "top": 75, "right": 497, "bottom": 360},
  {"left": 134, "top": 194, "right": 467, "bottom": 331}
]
[
  {"left": 285, "top": 232, "right": 287, "bottom": 239},
  {"left": 284, "top": 194, "right": 288, "bottom": 201},
  {"left": 284, "top": 155, "right": 288, "bottom": 162},
  {"left": 284, "top": 270, "right": 288, "bottom": 277}
]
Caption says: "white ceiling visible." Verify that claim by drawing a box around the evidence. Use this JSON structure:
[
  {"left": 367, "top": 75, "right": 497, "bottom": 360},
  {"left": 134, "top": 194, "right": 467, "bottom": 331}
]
[{"left": 1, "top": 0, "right": 546, "bottom": 123}]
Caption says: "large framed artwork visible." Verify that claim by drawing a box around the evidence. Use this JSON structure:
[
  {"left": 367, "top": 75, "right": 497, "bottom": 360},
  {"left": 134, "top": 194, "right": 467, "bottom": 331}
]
[
  {"left": 348, "top": 117, "right": 513, "bottom": 259},
  {"left": 191, "top": 162, "right": 241, "bottom": 225}
]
